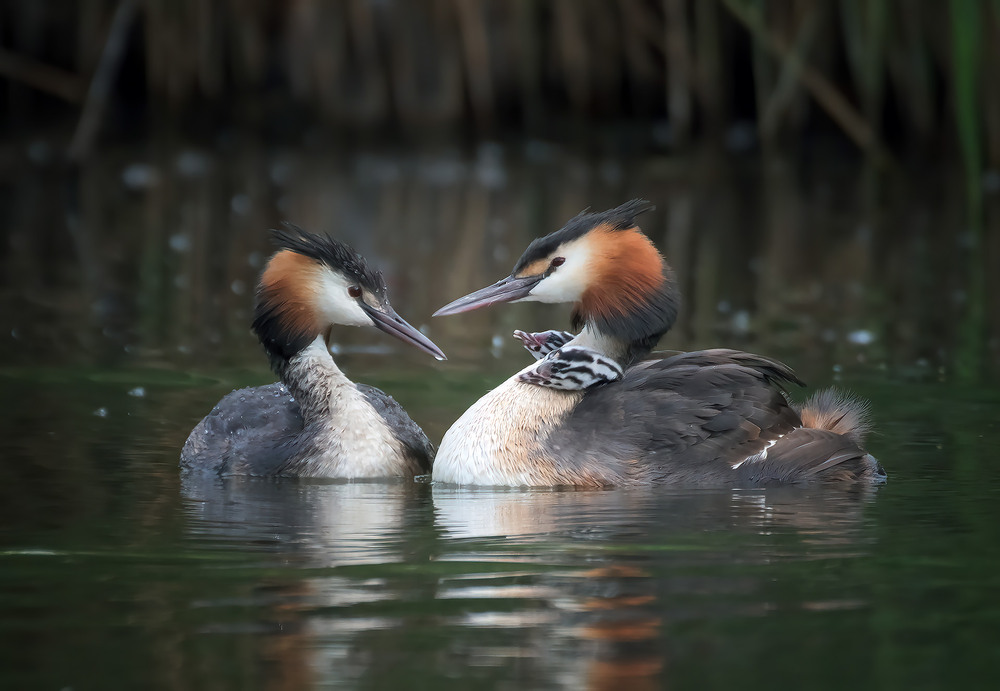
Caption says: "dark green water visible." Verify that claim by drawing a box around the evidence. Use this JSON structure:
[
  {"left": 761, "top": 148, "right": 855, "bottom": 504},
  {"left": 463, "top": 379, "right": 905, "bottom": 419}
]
[{"left": 1, "top": 139, "right": 999, "bottom": 689}]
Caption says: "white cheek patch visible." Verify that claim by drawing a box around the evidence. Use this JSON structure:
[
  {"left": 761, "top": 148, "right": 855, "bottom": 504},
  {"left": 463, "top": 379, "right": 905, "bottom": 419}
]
[
  {"left": 523, "top": 239, "right": 594, "bottom": 304},
  {"left": 314, "top": 269, "right": 373, "bottom": 327}
]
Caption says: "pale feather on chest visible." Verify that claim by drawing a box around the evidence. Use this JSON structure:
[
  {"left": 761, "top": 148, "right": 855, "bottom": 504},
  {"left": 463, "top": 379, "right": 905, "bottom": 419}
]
[
  {"left": 285, "top": 341, "right": 408, "bottom": 478},
  {"left": 434, "top": 367, "right": 583, "bottom": 486},
  {"left": 297, "top": 388, "right": 406, "bottom": 478}
]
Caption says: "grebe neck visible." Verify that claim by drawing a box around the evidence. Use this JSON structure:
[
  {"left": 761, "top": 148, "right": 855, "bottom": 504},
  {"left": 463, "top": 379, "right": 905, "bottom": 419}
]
[
  {"left": 571, "top": 265, "right": 680, "bottom": 368},
  {"left": 277, "top": 336, "right": 355, "bottom": 423},
  {"left": 566, "top": 325, "right": 630, "bottom": 364}
]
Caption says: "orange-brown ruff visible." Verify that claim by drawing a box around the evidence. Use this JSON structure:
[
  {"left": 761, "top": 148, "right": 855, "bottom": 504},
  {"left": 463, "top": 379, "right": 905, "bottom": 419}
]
[
  {"left": 577, "top": 226, "right": 666, "bottom": 328},
  {"left": 432, "top": 200, "right": 884, "bottom": 487},
  {"left": 255, "top": 250, "right": 325, "bottom": 348}
]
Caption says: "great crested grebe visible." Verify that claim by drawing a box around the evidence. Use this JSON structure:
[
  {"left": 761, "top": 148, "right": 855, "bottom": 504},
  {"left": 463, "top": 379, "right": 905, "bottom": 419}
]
[
  {"left": 432, "top": 200, "right": 884, "bottom": 487},
  {"left": 181, "top": 224, "right": 446, "bottom": 478}
]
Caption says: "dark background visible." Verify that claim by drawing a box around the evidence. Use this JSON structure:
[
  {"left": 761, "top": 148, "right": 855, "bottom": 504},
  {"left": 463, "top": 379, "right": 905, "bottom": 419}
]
[
  {"left": 3, "top": 0, "right": 1000, "bottom": 160},
  {"left": 1, "top": 0, "right": 998, "bottom": 379},
  {"left": 2, "top": 4, "right": 1000, "bottom": 691}
]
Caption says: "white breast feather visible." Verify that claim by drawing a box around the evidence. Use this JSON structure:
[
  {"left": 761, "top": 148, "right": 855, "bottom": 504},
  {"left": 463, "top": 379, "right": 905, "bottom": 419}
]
[
  {"left": 433, "top": 363, "right": 580, "bottom": 486},
  {"left": 291, "top": 338, "right": 409, "bottom": 479}
]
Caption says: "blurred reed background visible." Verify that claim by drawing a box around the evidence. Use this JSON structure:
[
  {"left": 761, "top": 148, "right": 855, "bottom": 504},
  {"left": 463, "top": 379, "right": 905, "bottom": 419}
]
[
  {"left": 2, "top": 0, "right": 999, "bottom": 164},
  {"left": 0, "top": 0, "right": 998, "bottom": 399}
]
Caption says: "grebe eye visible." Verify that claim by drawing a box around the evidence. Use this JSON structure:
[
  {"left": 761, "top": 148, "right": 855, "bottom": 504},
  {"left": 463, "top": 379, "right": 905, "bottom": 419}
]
[
  {"left": 347, "top": 285, "right": 362, "bottom": 298},
  {"left": 550, "top": 257, "right": 566, "bottom": 268}
]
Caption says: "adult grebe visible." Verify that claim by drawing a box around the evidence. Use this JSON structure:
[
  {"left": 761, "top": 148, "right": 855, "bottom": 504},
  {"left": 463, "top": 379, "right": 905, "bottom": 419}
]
[
  {"left": 181, "top": 224, "right": 446, "bottom": 478},
  {"left": 432, "top": 200, "right": 883, "bottom": 487}
]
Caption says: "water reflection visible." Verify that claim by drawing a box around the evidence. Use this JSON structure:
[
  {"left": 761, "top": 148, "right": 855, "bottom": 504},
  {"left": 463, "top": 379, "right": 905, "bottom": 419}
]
[
  {"left": 2, "top": 137, "right": 998, "bottom": 689},
  {"left": 180, "top": 478, "right": 432, "bottom": 689},
  {"left": 168, "top": 479, "right": 880, "bottom": 689},
  {"left": 433, "top": 485, "right": 874, "bottom": 542},
  {"left": 430, "top": 486, "right": 876, "bottom": 689},
  {"left": 434, "top": 490, "right": 663, "bottom": 688},
  {"left": 181, "top": 476, "right": 422, "bottom": 567}
]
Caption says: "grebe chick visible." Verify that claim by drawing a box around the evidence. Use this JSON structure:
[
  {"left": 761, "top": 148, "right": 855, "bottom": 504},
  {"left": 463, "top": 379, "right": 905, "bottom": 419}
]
[
  {"left": 432, "top": 200, "right": 883, "bottom": 487},
  {"left": 181, "top": 224, "right": 446, "bottom": 478}
]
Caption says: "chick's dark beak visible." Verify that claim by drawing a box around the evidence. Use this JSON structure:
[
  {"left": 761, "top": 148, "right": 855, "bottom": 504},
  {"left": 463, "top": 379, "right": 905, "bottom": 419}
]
[
  {"left": 432, "top": 274, "right": 542, "bottom": 317},
  {"left": 361, "top": 303, "right": 447, "bottom": 360}
]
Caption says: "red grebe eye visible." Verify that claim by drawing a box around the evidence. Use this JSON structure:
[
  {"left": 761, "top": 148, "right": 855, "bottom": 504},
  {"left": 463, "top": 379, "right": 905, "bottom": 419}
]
[
  {"left": 550, "top": 257, "right": 565, "bottom": 268},
  {"left": 348, "top": 285, "right": 362, "bottom": 298}
]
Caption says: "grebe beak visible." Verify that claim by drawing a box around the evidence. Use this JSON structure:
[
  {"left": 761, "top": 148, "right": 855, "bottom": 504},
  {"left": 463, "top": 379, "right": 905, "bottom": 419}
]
[
  {"left": 361, "top": 303, "right": 447, "bottom": 361},
  {"left": 433, "top": 274, "right": 542, "bottom": 317}
]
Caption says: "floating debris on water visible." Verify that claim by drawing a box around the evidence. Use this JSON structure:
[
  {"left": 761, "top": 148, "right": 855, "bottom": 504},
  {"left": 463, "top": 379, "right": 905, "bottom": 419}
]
[
  {"left": 730, "top": 310, "right": 750, "bottom": 334},
  {"left": 491, "top": 334, "right": 505, "bottom": 359},
  {"left": 122, "top": 163, "right": 160, "bottom": 190},
  {"left": 847, "top": 329, "right": 875, "bottom": 345},
  {"left": 983, "top": 170, "right": 1000, "bottom": 194},
  {"left": 230, "top": 193, "right": 251, "bottom": 216},
  {"left": 27, "top": 140, "right": 51, "bottom": 165},
  {"left": 176, "top": 150, "right": 211, "bottom": 178},
  {"left": 169, "top": 233, "right": 191, "bottom": 252}
]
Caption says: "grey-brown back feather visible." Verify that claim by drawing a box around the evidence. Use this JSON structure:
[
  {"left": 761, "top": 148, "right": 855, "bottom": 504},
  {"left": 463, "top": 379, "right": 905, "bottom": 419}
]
[
  {"left": 737, "top": 428, "right": 884, "bottom": 485},
  {"left": 546, "top": 350, "right": 799, "bottom": 484},
  {"left": 181, "top": 383, "right": 306, "bottom": 476},
  {"left": 545, "top": 349, "right": 881, "bottom": 485}
]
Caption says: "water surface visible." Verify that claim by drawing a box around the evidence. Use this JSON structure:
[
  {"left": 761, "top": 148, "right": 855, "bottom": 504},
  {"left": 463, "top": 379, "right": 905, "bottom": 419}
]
[{"left": 1, "top": 139, "right": 999, "bottom": 689}]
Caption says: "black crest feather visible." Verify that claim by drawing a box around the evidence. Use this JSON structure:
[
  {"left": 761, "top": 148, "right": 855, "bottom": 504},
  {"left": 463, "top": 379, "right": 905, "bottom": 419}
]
[
  {"left": 512, "top": 199, "right": 655, "bottom": 275},
  {"left": 252, "top": 224, "right": 389, "bottom": 372},
  {"left": 271, "top": 222, "right": 387, "bottom": 297}
]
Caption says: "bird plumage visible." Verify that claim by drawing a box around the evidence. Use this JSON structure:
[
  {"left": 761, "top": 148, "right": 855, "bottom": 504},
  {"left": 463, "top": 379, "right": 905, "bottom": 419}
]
[
  {"left": 253, "top": 224, "right": 392, "bottom": 372},
  {"left": 181, "top": 225, "right": 443, "bottom": 478},
  {"left": 432, "top": 200, "right": 884, "bottom": 487}
]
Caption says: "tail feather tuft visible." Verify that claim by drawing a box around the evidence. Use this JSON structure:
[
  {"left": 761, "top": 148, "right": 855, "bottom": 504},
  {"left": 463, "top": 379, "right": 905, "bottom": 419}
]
[{"left": 796, "top": 388, "right": 871, "bottom": 445}]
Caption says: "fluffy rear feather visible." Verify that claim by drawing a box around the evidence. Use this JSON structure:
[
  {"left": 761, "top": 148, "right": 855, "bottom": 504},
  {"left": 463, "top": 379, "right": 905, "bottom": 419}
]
[{"left": 796, "top": 388, "right": 871, "bottom": 445}]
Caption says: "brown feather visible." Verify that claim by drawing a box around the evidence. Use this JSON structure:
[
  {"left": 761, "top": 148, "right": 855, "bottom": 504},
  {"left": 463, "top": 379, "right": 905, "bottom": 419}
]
[
  {"left": 514, "top": 258, "right": 551, "bottom": 278},
  {"left": 738, "top": 428, "right": 879, "bottom": 484},
  {"left": 259, "top": 250, "right": 323, "bottom": 337},
  {"left": 580, "top": 226, "right": 666, "bottom": 323},
  {"left": 544, "top": 349, "right": 804, "bottom": 485},
  {"left": 253, "top": 250, "right": 325, "bottom": 369},
  {"left": 797, "top": 388, "right": 872, "bottom": 445}
]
